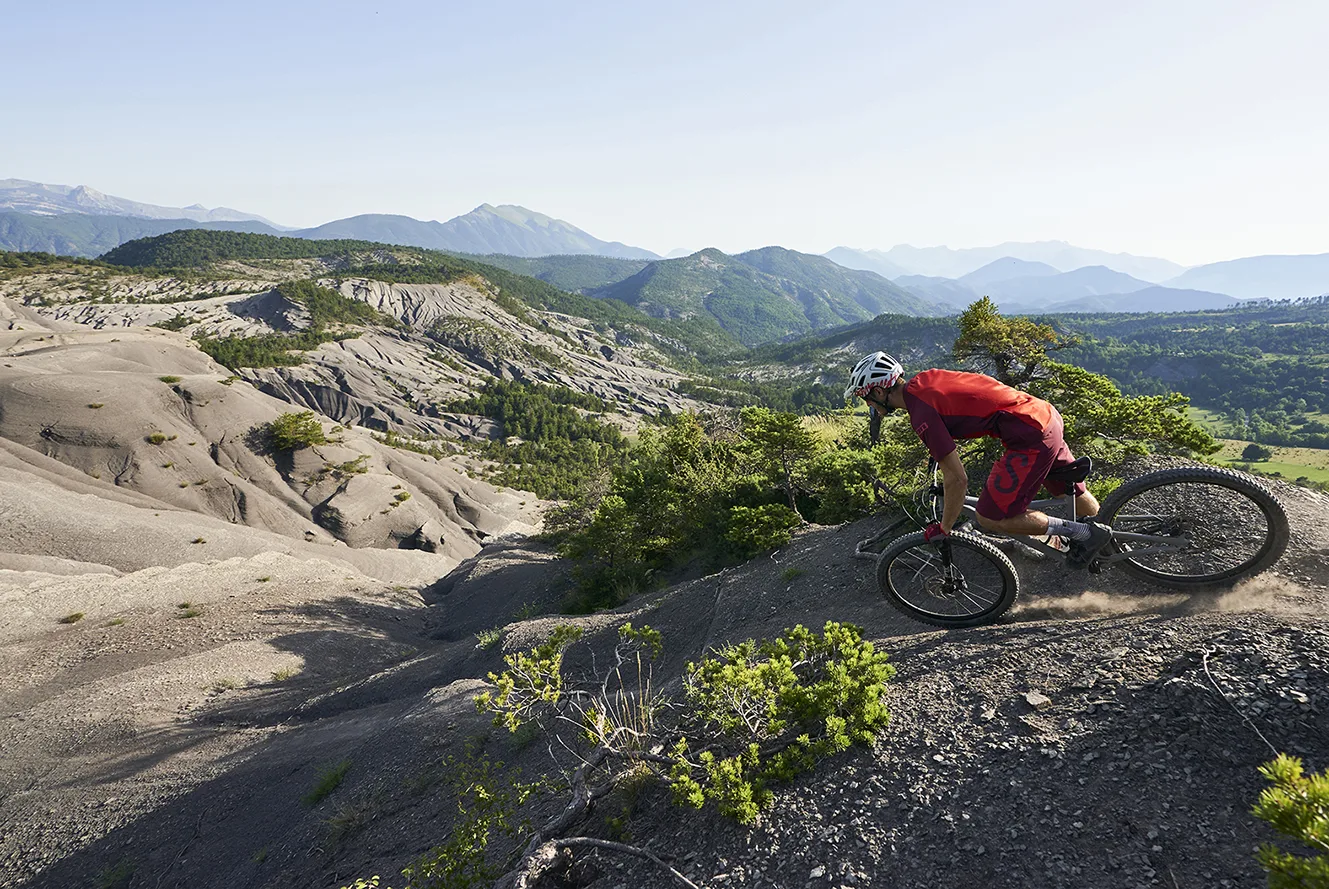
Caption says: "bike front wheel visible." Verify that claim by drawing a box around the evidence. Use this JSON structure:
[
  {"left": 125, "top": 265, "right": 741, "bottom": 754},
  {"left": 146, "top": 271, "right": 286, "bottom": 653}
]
[
  {"left": 1097, "top": 466, "right": 1289, "bottom": 589},
  {"left": 876, "top": 531, "right": 1019, "bottom": 628}
]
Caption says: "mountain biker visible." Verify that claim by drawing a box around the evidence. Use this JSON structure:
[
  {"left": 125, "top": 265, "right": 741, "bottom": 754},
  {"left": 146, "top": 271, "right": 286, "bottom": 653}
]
[{"left": 846, "top": 351, "right": 1113, "bottom": 569}]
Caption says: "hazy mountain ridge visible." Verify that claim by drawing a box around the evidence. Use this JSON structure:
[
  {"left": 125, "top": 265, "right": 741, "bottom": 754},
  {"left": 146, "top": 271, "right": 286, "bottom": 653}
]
[
  {"left": 296, "top": 205, "right": 658, "bottom": 261},
  {"left": 829, "top": 240, "right": 1187, "bottom": 282},
  {"left": 0, "top": 178, "right": 280, "bottom": 226},
  {"left": 1165, "top": 252, "right": 1329, "bottom": 300}
]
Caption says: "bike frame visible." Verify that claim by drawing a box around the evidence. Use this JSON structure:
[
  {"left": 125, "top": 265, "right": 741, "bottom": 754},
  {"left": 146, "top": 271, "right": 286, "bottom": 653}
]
[{"left": 920, "top": 460, "right": 1189, "bottom": 568}]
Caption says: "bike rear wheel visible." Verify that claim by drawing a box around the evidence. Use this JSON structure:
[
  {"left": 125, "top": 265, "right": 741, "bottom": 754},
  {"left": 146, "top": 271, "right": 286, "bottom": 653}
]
[
  {"left": 1098, "top": 466, "right": 1289, "bottom": 589},
  {"left": 876, "top": 531, "right": 1019, "bottom": 628}
]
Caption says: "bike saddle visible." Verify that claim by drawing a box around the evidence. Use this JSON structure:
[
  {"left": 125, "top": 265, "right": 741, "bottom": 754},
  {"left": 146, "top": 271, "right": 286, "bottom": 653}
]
[{"left": 1046, "top": 456, "right": 1092, "bottom": 484}]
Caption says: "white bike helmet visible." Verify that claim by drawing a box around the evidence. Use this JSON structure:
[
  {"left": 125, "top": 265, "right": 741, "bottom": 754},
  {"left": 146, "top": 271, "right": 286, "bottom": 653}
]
[{"left": 844, "top": 351, "right": 904, "bottom": 399}]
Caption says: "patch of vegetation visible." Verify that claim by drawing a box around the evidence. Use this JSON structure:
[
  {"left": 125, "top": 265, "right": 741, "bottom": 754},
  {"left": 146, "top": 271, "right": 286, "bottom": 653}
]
[
  {"left": 266, "top": 411, "right": 327, "bottom": 451},
  {"left": 780, "top": 566, "right": 805, "bottom": 583},
  {"left": 338, "top": 621, "right": 890, "bottom": 888},
  {"left": 303, "top": 760, "right": 352, "bottom": 807},
  {"left": 176, "top": 602, "right": 203, "bottom": 618},
  {"left": 96, "top": 858, "right": 135, "bottom": 889},
  {"left": 447, "top": 379, "right": 628, "bottom": 500},
  {"left": 192, "top": 280, "right": 395, "bottom": 370},
  {"left": 145, "top": 432, "right": 172, "bottom": 445},
  {"left": 191, "top": 536, "right": 206, "bottom": 544},
  {"left": 211, "top": 677, "right": 240, "bottom": 693},
  {"left": 158, "top": 375, "right": 182, "bottom": 384},
  {"left": 87, "top": 402, "right": 104, "bottom": 409},
  {"left": 58, "top": 612, "right": 85, "bottom": 624},
  {"left": 475, "top": 627, "right": 505, "bottom": 650},
  {"left": 151, "top": 315, "right": 192, "bottom": 331},
  {"left": 1252, "top": 753, "right": 1329, "bottom": 886},
  {"left": 272, "top": 665, "right": 300, "bottom": 681}
]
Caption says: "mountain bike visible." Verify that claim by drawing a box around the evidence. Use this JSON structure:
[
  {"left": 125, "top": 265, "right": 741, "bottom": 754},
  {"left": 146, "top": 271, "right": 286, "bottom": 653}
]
[{"left": 856, "top": 456, "right": 1290, "bottom": 628}]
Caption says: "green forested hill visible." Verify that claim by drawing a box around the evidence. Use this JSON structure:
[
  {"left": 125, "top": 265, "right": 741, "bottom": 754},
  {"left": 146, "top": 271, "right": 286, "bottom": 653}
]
[
  {"left": 750, "top": 302, "right": 1329, "bottom": 446},
  {"left": 1056, "top": 304, "right": 1329, "bottom": 446},
  {"left": 591, "top": 247, "right": 942, "bottom": 346},
  {"left": 463, "top": 253, "right": 650, "bottom": 292}
]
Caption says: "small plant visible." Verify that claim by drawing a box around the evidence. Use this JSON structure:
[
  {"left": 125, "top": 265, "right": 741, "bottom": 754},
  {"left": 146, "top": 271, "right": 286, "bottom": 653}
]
[
  {"left": 146, "top": 432, "right": 169, "bottom": 445},
  {"left": 1252, "top": 753, "right": 1329, "bottom": 886},
  {"left": 211, "top": 677, "right": 240, "bottom": 693},
  {"left": 266, "top": 411, "right": 327, "bottom": 451},
  {"left": 87, "top": 402, "right": 104, "bottom": 409},
  {"left": 476, "top": 627, "right": 505, "bottom": 650},
  {"left": 219, "top": 376, "right": 240, "bottom": 386},
  {"left": 251, "top": 847, "right": 268, "bottom": 864},
  {"left": 257, "top": 576, "right": 271, "bottom": 583},
  {"left": 162, "top": 461, "right": 175, "bottom": 468},
  {"left": 177, "top": 602, "right": 202, "bottom": 618},
  {"left": 325, "top": 794, "right": 383, "bottom": 844},
  {"left": 97, "top": 858, "right": 135, "bottom": 889},
  {"left": 303, "top": 760, "right": 352, "bottom": 807},
  {"left": 191, "top": 537, "right": 206, "bottom": 544},
  {"left": 58, "top": 612, "right": 85, "bottom": 624},
  {"left": 513, "top": 601, "right": 540, "bottom": 621},
  {"left": 272, "top": 665, "right": 301, "bottom": 681},
  {"left": 780, "top": 566, "right": 806, "bottom": 583},
  {"left": 393, "top": 491, "right": 411, "bottom": 503},
  {"left": 159, "top": 375, "right": 182, "bottom": 384}
]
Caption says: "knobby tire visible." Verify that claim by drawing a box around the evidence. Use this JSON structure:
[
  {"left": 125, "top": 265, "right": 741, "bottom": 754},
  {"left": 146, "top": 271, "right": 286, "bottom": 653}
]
[{"left": 876, "top": 531, "right": 1019, "bottom": 628}]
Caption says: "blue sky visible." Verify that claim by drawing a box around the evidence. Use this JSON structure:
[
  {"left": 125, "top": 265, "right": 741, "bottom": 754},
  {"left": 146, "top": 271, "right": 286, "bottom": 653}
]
[{"left": 6, "top": 0, "right": 1327, "bottom": 263}]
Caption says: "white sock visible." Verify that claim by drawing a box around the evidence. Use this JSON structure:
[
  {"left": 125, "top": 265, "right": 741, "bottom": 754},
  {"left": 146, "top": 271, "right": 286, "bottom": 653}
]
[{"left": 1046, "top": 516, "right": 1092, "bottom": 542}]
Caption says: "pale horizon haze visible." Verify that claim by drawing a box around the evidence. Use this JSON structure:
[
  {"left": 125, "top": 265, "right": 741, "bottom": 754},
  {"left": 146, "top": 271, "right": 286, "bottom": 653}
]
[{"left": 5, "top": 0, "right": 1328, "bottom": 265}]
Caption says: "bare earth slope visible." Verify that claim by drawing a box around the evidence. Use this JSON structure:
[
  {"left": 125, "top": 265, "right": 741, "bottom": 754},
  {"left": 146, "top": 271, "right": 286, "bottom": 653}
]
[{"left": 2, "top": 474, "right": 1326, "bottom": 889}]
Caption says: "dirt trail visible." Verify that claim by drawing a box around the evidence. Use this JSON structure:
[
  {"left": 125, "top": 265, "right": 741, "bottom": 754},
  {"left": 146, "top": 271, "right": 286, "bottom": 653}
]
[{"left": 1, "top": 471, "right": 1325, "bottom": 889}]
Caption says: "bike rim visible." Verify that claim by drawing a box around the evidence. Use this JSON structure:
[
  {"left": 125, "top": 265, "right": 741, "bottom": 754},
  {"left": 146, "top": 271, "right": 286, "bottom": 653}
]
[
  {"left": 885, "top": 542, "right": 1010, "bottom": 620},
  {"left": 1108, "top": 479, "right": 1275, "bottom": 581}
]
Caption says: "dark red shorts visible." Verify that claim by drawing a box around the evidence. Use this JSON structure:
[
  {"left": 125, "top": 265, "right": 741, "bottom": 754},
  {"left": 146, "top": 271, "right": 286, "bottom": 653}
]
[{"left": 975, "top": 408, "right": 1087, "bottom": 521}]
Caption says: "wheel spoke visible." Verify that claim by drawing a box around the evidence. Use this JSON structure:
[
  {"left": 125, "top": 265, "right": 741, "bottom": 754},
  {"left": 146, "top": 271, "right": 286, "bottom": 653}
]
[{"left": 881, "top": 535, "right": 1015, "bottom": 623}]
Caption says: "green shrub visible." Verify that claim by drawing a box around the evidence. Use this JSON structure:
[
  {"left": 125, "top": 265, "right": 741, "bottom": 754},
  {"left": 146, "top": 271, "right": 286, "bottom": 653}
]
[
  {"left": 58, "top": 612, "right": 85, "bottom": 624},
  {"left": 672, "top": 622, "right": 894, "bottom": 823},
  {"left": 1244, "top": 443, "right": 1275, "bottom": 462},
  {"left": 159, "top": 375, "right": 182, "bottom": 384},
  {"left": 146, "top": 432, "right": 169, "bottom": 445},
  {"left": 267, "top": 411, "right": 327, "bottom": 451},
  {"left": 1252, "top": 753, "right": 1329, "bottom": 887},
  {"left": 725, "top": 504, "right": 800, "bottom": 557},
  {"left": 304, "top": 760, "right": 352, "bottom": 807}
]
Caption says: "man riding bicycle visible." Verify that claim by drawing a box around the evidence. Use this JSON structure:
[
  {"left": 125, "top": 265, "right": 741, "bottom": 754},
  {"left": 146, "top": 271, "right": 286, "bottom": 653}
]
[{"left": 846, "top": 351, "right": 1113, "bottom": 569}]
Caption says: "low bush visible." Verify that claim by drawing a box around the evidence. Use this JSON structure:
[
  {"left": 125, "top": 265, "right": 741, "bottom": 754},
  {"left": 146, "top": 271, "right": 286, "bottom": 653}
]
[{"left": 267, "top": 411, "right": 327, "bottom": 451}]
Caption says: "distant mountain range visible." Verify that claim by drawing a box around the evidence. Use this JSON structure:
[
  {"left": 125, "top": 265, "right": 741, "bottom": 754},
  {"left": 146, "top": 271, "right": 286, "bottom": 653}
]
[
  {"left": 826, "top": 241, "right": 1188, "bottom": 282},
  {"left": 0, "top": 180, "right": 659, "bottom": 261},
  {"left": 1164, "top": 253, "right": 1329, "bottom": 300},
  {"left": 0, "top": 178, "right": 281, "bottom": 226},
  {"left": 296, "top": 206, "right": 658, "bottom": 260},
  {"left": 891, "top": 258, "right": 1238, "bottom": 314},
  {"left": 3, "top": 178, "right": 1326, "bottom": 313}
]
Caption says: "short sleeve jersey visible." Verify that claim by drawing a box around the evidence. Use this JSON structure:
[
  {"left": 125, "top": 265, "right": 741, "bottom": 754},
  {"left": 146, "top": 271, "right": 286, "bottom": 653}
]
[{"left": 902, "top": 369, "right": 1055, "bottom": 461}]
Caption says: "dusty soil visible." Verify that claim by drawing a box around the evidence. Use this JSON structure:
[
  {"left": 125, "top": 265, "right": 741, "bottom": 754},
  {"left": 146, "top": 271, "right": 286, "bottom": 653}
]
[{"left": 2, "top": 472, "right": 1325, "bottom": 889}]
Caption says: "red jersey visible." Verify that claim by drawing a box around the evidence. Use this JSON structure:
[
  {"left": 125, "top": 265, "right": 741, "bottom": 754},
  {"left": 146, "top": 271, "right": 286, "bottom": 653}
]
[{"left": 903, "top": 369, "right": 1055, "bottom": 461}]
